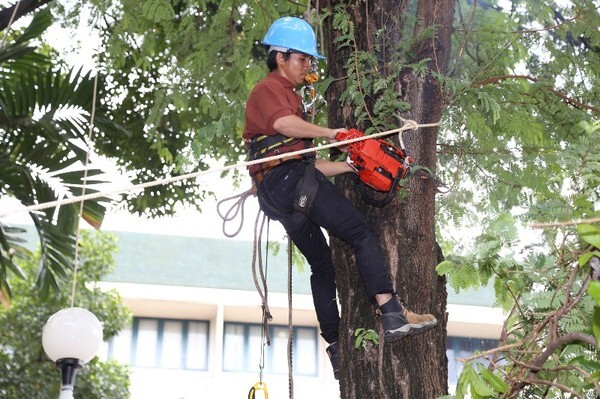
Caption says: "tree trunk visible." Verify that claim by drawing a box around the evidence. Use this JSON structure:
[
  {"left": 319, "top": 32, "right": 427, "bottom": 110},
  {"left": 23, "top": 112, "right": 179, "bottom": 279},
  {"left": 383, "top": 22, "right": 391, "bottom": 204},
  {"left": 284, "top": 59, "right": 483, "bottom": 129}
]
[{"left": 323, "top": 0, "right": 454, "bottom": 397}]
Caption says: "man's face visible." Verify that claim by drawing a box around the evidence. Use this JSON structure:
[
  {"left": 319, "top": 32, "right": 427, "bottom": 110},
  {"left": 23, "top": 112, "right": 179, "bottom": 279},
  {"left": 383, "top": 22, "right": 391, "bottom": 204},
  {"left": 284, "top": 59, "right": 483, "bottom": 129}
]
[{"left": 277, "top": 52, "right": 314, "bottom": 86}]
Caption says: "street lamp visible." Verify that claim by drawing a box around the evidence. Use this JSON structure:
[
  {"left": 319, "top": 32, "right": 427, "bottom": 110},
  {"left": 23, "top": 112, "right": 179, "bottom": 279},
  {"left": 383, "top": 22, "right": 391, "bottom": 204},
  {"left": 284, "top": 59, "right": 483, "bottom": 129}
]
[{"left": 42, "top": 307, "right": 103, "bottom": 399}]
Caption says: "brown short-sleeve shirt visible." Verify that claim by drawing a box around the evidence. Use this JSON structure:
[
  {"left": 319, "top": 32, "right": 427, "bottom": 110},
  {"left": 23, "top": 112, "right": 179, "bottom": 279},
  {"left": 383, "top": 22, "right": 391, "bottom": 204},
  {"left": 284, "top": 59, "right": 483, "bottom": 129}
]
[{"left": 242, "top": 72, "right": 303, "bottom": 140}]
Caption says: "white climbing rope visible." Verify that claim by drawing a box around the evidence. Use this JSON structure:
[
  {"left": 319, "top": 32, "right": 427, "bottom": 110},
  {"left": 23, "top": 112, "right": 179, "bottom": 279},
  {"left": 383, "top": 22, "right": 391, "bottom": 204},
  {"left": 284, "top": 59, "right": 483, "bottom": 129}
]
[
  {"left": 0, "top": 119, "right": 440, "bottom": 219},
  {"left": 70, "top": 73, "right": 99, "bottom": 308}
]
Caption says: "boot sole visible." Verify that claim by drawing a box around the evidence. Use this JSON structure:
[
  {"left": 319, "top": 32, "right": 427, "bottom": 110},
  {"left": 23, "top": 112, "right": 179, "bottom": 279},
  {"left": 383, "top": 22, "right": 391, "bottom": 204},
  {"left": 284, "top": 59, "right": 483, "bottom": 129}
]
[{"left": 384, "top": 320, "right": 437, "bottom": 343}]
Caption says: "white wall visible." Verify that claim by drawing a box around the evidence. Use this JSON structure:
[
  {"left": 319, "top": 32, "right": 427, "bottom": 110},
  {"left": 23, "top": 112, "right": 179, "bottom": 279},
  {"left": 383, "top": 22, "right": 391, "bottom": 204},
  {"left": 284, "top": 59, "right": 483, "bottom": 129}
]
[{"left": 99, "top": 282, "right": 504, "bottom": 398}]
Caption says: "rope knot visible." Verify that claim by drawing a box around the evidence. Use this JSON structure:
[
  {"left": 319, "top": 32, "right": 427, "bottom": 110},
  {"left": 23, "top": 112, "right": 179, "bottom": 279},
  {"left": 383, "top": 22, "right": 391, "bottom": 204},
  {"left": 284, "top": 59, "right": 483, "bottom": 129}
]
[{"left": 400, "top": 118, "right": 419, "bottom": 131}]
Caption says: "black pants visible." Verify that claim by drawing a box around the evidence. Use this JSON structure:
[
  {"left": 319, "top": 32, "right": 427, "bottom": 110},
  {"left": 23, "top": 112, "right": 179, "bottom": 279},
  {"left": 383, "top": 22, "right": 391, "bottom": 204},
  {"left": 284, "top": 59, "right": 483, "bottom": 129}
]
[{"left": 256, "top": 160, "right": 394, "bottom": 343}]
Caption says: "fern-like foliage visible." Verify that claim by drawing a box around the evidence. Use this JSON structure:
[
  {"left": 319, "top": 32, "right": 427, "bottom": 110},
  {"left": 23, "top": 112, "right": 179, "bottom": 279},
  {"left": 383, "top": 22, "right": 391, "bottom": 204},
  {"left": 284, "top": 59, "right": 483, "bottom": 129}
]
[{"left": 438, "top": 122, "right": 600, "bottom": 398}]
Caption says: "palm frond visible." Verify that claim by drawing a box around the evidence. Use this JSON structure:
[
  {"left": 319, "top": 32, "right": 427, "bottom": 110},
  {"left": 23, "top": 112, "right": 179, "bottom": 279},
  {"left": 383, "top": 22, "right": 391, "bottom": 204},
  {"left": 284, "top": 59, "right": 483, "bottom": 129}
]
[
  {"left": 0, "top": 7, "right": 130, "bottom": 299},
  {"left": 13, "top": 7, "right": 54, "bottom": 45},
  {"left": 0, "top": 223, "right": 29, "bottom": 279}
]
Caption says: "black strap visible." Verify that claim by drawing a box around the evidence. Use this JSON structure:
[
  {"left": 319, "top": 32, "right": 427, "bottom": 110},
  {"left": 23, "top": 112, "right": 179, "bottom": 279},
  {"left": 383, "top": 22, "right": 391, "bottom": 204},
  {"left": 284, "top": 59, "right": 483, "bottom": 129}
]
[
  {"left": 248, "top": 134, "right": 304, "bottom": 160},
  {"left": 356, "top": 169, "right": 404, "bottom": 207},
  {"left": 248, "top": 134, "right": 314, "bottom": 161}
]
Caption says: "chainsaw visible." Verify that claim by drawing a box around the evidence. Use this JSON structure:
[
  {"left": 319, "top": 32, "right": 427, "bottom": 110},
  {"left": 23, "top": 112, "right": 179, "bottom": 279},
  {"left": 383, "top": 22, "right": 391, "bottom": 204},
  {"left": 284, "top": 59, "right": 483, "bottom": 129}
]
[{"left": 335, "top": 128, "right": 413, "bottom": 207}]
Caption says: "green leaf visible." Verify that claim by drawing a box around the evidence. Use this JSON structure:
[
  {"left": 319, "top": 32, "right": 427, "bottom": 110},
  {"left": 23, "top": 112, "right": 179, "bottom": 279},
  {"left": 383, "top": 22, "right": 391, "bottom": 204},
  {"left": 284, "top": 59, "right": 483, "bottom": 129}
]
[
  {"left": 470, "top": 370, "right": 496, "bottom": 398},
  {"left": 589, "top": 282, "right": 600, "bottom": 306},
  {"left": 593, "top": 307, "right": 600, "bottom": 347},
  {"left": 584, "top": 371, "right": 600, "bottom": 390},
  {"left": 353, "top": 327, "right": 379, "bottom": 349},
  {"left": 477, "top": 364, "right": 507, "bottom": 393},
  {"left": 436, "top": 260, "right": 455, "bottom": 275},
  {"left": 14, "top": 8, "right": 53, "bottom": 45},
  {"left": 455, "top": 365, "right": 473, "bottom": 399},
  {"left": 567, "top": 355, "right": 600, "bottom": 372},
  {"left": 354, "top": 335, "right": 363, "bottom": 348},
  {"left": 578, "top": 252, "right": 599, "bottom": 267},
  {"left": 578, "top": 224, "right": 600, "bottom": 249}
]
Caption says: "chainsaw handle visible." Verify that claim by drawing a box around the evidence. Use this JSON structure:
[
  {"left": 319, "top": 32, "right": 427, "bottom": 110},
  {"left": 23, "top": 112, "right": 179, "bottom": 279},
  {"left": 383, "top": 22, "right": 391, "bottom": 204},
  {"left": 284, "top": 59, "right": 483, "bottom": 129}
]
[
  {"left": 356, "top": 169, "right": 404, "bottom": 208},
  {"left": 335, "top": 128, "right": 364, "bottom": 142}
]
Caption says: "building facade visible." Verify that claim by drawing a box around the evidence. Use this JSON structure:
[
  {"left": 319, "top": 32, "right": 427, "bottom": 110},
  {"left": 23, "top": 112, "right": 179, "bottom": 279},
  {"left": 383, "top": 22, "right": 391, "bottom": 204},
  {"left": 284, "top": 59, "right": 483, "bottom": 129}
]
[{"left": 97, "top": 230, "right": 503, "bottom": 398}]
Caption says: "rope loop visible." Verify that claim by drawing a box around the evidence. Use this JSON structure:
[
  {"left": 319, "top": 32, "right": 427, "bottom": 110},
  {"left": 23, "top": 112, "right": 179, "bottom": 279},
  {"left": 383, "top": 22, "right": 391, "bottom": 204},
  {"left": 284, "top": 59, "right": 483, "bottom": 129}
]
[{"left": 216, "top": 187, "right": 256, "bottom": 238}]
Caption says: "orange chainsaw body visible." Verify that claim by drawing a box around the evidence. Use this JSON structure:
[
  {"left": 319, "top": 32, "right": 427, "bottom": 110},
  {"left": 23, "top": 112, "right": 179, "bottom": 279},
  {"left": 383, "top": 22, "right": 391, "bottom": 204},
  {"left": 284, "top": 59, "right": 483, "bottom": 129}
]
[{"left": 336, "top": 129, "right": 412, "bottom": 192}]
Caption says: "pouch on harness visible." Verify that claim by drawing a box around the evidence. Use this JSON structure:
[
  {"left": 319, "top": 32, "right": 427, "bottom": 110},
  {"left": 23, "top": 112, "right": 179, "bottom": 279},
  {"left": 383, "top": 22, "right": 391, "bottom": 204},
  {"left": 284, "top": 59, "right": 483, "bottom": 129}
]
[{"left": 293, "top": 159, "right": 318, "bottom": 214}]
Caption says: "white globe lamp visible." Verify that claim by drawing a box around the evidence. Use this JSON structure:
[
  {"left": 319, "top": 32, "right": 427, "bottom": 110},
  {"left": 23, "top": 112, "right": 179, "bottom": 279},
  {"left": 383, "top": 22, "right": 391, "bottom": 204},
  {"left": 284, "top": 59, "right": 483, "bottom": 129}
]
[{"left": 42, "top": 307, "right": 104, "bottom": 399}]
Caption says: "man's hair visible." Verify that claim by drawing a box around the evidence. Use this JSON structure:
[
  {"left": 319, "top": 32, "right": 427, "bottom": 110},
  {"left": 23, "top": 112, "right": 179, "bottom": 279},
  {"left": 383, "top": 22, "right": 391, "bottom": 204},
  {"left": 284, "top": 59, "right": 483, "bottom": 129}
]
[{"left": 266, "top": 49, "right": 291, "bottom": 71}]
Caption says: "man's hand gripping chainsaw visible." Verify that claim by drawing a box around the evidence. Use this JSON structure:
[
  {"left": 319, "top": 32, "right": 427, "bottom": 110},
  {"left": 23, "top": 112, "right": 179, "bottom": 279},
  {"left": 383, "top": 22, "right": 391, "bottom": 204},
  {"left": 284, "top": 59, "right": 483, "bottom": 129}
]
[{"left": 335, "top": 129, "right": 413, "bottom": 207}]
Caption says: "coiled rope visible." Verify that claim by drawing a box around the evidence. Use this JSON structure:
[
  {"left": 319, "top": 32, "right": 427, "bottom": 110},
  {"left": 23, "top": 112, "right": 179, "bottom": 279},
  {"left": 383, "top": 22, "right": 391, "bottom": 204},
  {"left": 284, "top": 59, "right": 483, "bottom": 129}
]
[{"left": 216, "top": 187, "right": 256, "bottom": 238}]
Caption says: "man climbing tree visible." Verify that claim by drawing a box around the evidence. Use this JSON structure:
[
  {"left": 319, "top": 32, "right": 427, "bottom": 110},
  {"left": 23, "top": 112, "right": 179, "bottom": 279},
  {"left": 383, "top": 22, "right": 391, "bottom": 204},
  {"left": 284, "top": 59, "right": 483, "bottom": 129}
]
[{"left": 242, "top": 15, "right": 438, "bottom": 382}]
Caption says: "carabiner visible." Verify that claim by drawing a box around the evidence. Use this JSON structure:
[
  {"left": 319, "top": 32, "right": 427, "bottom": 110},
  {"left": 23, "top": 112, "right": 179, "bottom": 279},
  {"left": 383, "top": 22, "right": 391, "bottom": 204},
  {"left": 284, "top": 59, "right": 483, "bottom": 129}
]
[{"left": 248, "top": 381, "right": 268, "bottom": 399}]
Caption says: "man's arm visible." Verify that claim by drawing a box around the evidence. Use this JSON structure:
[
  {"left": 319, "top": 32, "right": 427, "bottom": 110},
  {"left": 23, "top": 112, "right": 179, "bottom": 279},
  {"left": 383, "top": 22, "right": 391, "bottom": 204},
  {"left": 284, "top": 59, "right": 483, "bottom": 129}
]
[
  {"left": 273, "top": 115, "right": 342, "bottom": 140},
  {"left": 315, "top": 159, "right": 355, "bottom": 177},
  {"left": 273, "top": 114, "right": 354, "bottom": 177}
]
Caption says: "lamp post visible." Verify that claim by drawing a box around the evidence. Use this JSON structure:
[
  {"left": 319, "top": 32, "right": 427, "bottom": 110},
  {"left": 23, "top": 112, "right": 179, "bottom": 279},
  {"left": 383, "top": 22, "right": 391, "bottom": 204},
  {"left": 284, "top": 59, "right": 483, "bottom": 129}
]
[{"left": 42, "top": 307, "right": 103, "bottom": 399}]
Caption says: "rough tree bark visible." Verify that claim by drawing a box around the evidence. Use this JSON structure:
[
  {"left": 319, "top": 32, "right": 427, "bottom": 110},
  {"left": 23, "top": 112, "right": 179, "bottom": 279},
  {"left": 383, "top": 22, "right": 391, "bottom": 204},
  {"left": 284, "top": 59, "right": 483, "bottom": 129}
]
[{"left": 323, "top": 0, "right": 454, "bottom": 397}]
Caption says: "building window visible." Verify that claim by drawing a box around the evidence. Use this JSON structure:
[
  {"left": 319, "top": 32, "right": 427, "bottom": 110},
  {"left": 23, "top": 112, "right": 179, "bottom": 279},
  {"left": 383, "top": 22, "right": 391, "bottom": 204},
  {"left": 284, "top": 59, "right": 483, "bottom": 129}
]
[
  {"left": 107, "top": 317, "right": 209, "bottom": 370},
  {"left": 446, "top": 336, "right": 498, "bottom": 388},
  {"left": 223, "top": 322, "right": 318, "bottom": 376}
]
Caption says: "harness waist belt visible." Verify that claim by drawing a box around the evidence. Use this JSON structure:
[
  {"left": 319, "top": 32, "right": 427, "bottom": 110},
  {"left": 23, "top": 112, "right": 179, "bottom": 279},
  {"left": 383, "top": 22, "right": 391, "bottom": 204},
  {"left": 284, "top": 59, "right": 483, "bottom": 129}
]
[
  {"left": 251, "top": 155, "right": 303, "bottom": 184},
  {"left": 247, "top": 134, "right": 303, "bottom": 160}
]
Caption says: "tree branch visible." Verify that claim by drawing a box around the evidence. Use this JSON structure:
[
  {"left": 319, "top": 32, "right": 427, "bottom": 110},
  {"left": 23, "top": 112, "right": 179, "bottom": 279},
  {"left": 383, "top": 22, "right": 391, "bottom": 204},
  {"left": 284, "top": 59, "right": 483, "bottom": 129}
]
[
  {"left": 520, "top": 376, "right": 584, "bottom": 399},
  {"left": 531, "top": 332, "right": 597, "bottom": 370},
  {"left": 471, "top": 74, "right": 600, "bottom": 115},
  {"left": 529, "top": 217, "right": 600, "bottom": 228},
  {"left": 514, "top": 12, "right": 579, "bottom": 35},
  {"left": 0, "top": 0, "right": 53, "bottom": 32},
  {"left": 507, "top": 332, "right": 597, "bottom": 397}
]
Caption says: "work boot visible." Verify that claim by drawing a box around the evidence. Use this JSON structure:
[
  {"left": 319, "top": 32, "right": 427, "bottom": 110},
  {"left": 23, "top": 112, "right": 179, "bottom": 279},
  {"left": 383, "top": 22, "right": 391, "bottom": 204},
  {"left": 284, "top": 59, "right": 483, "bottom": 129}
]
[
  {"left": 378, "top": 296, "right": 437, "bottom": 343},
  {"left": 325, "top": 341, "right": 340, "bottom": 380}
]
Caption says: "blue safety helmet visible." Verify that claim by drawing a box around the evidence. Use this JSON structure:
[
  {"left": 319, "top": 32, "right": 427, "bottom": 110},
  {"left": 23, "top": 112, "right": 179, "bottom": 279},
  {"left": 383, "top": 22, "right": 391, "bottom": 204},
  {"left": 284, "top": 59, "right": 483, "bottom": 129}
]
[{"left": 262, "top": 16, "right": 325, "bottom": 60}]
